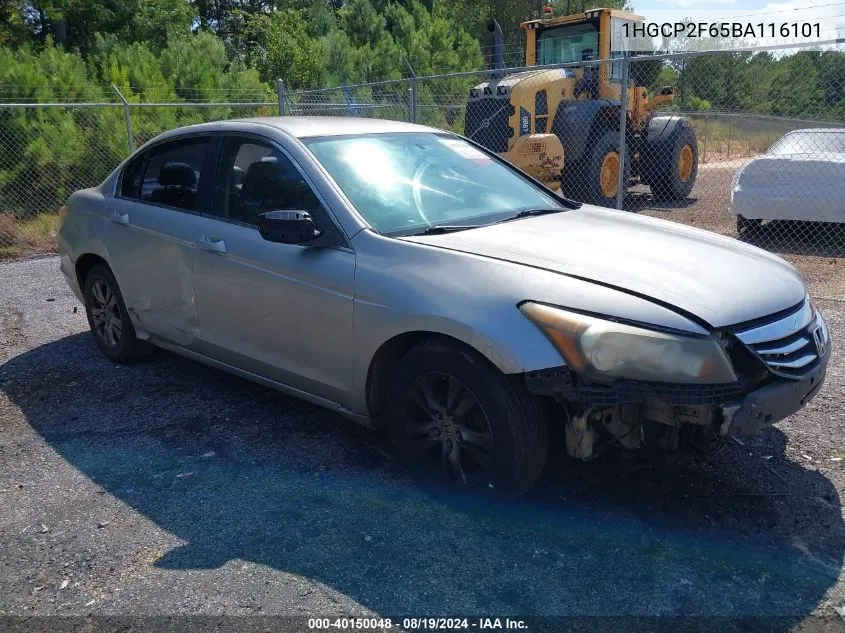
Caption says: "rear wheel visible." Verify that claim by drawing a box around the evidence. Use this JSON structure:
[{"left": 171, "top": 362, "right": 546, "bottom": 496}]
[
  {"left": 645, "top": 117, "right": 699, "bottom": 201},
  {"left": 83, "top": 264, "right": 151, "bottom": 363},
  {"left": 386, "top": 339, "right": 547, "bottom": 499}
]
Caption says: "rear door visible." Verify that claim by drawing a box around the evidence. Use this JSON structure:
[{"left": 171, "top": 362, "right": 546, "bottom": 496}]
[
  {"left": 191, "top": 134, "right": 356, "bottom": 403},
  {"left": 106, "top": 135, "right": 213, "bottom": 347}
]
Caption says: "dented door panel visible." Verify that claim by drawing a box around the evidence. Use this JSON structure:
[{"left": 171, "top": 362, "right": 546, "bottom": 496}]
[{"left": 106, "top": 197, "right": 199, "bottom": 347}]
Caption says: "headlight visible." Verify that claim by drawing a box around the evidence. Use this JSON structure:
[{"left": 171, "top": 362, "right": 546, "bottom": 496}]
[{"left": 520, "top": 302, "right": 737, "bottom": 384}]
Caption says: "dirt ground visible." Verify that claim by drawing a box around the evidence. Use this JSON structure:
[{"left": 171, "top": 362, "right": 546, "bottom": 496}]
[
  {"left": 1, "top": 158, "right": 844, "bottom": 632},
  {"left": 0, "top": 251, "right": 843, "bottom": 632}
]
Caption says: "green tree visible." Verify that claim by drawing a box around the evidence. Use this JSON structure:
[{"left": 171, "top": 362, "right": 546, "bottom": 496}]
[
  {"left": 243, "top": 8, "right": 324, "bottom": 89},
  {"left": 767, "top": 52, "right": 824, "bottom": 118}
]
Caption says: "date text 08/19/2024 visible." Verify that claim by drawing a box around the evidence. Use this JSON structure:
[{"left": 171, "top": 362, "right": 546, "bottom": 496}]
[{"left": 308, "top": 617, "right": 529, "bottom": 630}]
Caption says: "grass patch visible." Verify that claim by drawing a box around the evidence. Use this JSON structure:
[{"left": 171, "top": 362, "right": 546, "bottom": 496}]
[
  {"left": 0, "top": 212, "right": 59, "bottom": 258},
  {"left": 689, "top": 119, "right": 780, "bottom": 162}
]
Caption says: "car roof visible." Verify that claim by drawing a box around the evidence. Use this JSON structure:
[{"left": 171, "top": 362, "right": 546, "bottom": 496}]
[
  {"left": 241, "top": 116, "right": 441, "bottom": 138},
  {"left": 150, "top": 116, "right": 442, "bottom": 144},
  {"left": 783, "top": 127, "right": 845, "bottom": 136}
]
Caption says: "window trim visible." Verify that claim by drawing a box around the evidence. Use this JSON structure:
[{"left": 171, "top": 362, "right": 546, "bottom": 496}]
[
  {"left": 116, "top": 150, "right": 148, "bottom": 200},
  {"left": 115, "top": 133, "right": 216, "bottom": 216},
  {"left": 205, "top": 132, "right": 350, "bottom": 248}
]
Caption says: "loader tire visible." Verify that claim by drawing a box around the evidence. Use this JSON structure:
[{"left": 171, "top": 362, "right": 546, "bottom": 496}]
[
  {"left": 569, "top": 130, "right": 630, "bottom": 208},
  {"left": 645, "top": 117, "right": 698, "bottom": 202}
]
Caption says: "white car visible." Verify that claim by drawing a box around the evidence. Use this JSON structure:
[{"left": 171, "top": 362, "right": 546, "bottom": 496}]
[{"left": 732, "top": 128, "right": 845, "bottom": 232}]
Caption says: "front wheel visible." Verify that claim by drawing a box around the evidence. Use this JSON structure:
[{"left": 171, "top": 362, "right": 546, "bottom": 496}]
[
  {"left": 386, "top": 339, "right": 547, "bottom": 499},
  {"left": 567, "top": 130, "right": 630, "bottom": 208}
]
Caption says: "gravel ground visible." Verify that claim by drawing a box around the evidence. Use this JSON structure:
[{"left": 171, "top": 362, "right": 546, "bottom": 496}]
[
  {"left": 1, "top": 254, "right": 844, "bottom": 632},
  {"left": 634, "top": 160, "right": 845, "bottom": 302}
]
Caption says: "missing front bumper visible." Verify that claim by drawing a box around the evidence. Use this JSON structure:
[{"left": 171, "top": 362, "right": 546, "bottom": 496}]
[
  {"left": 526, "top": 355, "right": 828, "bottom": 452},
  {"left": 722, "top": 364, "right": 827, "bottom": 437}
]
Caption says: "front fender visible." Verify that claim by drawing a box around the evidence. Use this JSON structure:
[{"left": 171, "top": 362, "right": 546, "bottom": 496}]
[
  {"left": 346, "top": 233, "right": 567, "bottom": 415},
  {"left": 346, "top": 229, "right": 710, "bottom": 417}
]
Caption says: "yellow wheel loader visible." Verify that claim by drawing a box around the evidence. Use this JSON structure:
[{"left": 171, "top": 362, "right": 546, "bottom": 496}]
[{"left": 465, "top": 7, "right": 698, "bottom": 207}]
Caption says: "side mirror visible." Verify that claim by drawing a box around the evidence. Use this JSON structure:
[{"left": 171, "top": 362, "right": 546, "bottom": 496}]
[{"left": 257, "top": 210, "right": 322, "bottom": 244}]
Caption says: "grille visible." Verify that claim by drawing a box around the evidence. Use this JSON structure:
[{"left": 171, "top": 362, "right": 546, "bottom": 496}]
[
  {"left": 734, "top": 299, "right": 827, "bottom": 378},
  {"left": 464, "top": 96, "right": 512, "bottom": 154}
]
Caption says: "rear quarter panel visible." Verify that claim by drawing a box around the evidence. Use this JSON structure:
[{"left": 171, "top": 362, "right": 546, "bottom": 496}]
[{"left": 58, "top": 186, "right": 110, "bottom": 300}]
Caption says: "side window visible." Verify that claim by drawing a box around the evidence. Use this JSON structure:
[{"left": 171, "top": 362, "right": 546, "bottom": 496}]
[
  {"left": 212, "top": 137, "right": 323, "bottom": 226},
  {"left": 119, "top": 152, "right": 147, "bottom": 199},
  {"left": 139, "top": 137, "right": 211, "bottom": 211}
]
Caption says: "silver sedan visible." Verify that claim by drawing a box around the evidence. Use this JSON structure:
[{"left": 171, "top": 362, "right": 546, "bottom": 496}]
[{"left": 58, "top": 117, "right": 830, "bottom": 499}]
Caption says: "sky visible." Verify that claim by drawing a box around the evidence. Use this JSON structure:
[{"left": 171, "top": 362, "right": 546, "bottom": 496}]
[
  {"left": 623, "top": 0, "right": 845, "bottom": 48},
  {"left": 636, "top": 0, "right": 839, "bottom": 12}
]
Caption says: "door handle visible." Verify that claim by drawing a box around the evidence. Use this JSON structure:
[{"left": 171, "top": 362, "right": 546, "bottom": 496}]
[
  {"left": 196, "top": 234, "right": 227, "bottom": 254},
  {"left": 110, "top": 212, "right": 129, "bottom": 225}
]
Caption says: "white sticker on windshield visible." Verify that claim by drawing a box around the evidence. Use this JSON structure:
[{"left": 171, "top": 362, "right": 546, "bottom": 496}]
[{"left": 439, "top": 139, "right": 493, "bottom": 164}]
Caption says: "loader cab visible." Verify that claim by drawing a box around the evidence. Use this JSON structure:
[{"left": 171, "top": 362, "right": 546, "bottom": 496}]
[
  {"left": 464, "top": 6, "right": 697, "bottom": 206},
  {"left": 523, "top": 8, "right": 646, "bottom": 88}
]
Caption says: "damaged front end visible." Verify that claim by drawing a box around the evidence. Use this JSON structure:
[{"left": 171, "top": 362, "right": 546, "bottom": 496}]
[{"left": 523, "top": 298, "right": 830, "bottom": 460}]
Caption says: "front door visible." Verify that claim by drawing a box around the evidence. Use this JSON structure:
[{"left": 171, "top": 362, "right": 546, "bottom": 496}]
[{"left": 191, "top": 135, "right": 356, "bottom": 404}]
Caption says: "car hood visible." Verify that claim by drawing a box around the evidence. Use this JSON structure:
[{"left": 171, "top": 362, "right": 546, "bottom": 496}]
[
  {"left": 403, "top": 206, "right": 806, "bottom": 328},
  {"left": 737, "top": 153, "right": 845, "bottom": 188}
]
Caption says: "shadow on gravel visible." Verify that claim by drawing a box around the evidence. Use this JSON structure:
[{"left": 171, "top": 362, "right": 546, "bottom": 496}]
[
  {"left": 624, "top": 193, "right": 697, "bottom": 214},
  {"left": 3, "top": 333, "right": 843, "bottom": 631},
  {"left": 739, "top": 221, "right": 845, "bottom": 258}
]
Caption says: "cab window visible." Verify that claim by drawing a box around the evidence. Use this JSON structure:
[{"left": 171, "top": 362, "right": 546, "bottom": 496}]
[{"left": 536, "top": 23, "right": 599, "bottom": 66}]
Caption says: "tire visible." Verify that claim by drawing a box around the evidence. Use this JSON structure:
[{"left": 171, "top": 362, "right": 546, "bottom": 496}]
[
  {"left": 386, "top": 338, "right": 547, "bottom": 500},
  {"left": 644, "top": 117, "right": 698, "bottom": 201},
  {"left": 82, "top": 263, "right": 151, "bottom": 363},
  {"left": 566, "top": 130, "right": 630, "bottom": 208},
  {"left": 736, "top": 214, "right": 762, "bottom": 235}
]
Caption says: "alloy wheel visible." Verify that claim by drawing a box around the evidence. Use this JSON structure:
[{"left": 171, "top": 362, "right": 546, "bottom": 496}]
[
  {"left": 402, "top": 372, "right": 494, "bottom": 488},
  {"left": 89, "top": 279, "right": 123, "bottom": 350}
]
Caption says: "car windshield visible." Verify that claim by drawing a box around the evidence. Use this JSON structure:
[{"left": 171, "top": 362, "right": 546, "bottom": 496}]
[
  {"left": 768, "top": 130, "right": 845, "bottom": 155},
  {"left": 304, "top": 132, "right": 564, "bottom": 235}
]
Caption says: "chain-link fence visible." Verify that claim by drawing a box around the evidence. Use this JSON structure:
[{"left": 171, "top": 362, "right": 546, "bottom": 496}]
[
  {"left": 2, "top": 43, "right": 845, "bottom": 267},
  {"left": 0, "top": 88, "right": 276, "bottom": 257},
  {"left": 286, "top": 43, "right": 845, "bottom": 264}
]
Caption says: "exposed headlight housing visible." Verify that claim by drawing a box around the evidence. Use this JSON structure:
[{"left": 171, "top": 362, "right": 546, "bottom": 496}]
[{"left": 520, "top": 302, "right": 737, "bottom": 384}]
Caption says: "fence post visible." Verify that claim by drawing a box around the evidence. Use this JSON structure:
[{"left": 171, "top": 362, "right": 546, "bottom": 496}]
[
  {"left": 616, "top": 59, "right": 629, "bottom": 211},
  {"left": 726, "top": 116, "right": 732, "bottom": 160},
  {"left": 409, "top": 77, "right": 418, "bottom": 123},
  {"left": 112, "top": 84, "right": 133, "bottom": 155},
  {"left": 404, "top": 56, "right": 418, "bottom": 124},
  {"left": 276, "top": 79, "right": 288, "bottom": 116}
]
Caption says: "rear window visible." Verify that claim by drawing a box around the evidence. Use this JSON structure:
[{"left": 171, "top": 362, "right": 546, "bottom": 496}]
[
  {"left": 119, "top": 137, "right": 211, "bottom": 211},
  {"left": 768, "top": 130, "right": 845, "bottom": 155}
]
